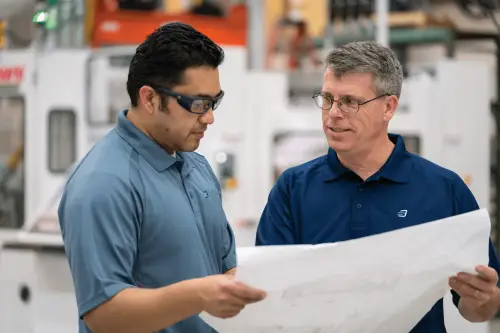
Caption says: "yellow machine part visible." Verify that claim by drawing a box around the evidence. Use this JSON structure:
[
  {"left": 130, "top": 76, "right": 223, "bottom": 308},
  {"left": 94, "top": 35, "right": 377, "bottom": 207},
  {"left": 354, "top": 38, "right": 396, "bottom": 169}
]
[{"left": 6, "top": 145, "right": 23, "bottom": 170}]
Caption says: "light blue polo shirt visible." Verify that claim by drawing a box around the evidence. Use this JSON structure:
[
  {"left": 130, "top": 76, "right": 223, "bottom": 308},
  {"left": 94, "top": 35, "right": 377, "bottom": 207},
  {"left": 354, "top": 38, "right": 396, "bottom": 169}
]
[{"left": 58, "top": 110, "right": 236, "bottom": 333}]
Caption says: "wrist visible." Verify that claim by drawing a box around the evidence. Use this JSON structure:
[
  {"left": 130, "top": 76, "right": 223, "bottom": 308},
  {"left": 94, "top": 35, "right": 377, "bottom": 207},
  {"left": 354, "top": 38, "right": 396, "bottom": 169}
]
[
  {"left": 188, "top": 277, "right": 209, "bottom": 313},
  {"left": 157, "top": 278, "right": 207, "bottom": 315}
]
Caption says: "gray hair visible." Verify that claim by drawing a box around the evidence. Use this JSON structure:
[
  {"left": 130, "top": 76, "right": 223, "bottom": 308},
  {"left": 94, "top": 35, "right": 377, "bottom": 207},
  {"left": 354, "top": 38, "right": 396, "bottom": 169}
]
[{"left": 325, "top": 41, "right": 404, "bottom": 98}]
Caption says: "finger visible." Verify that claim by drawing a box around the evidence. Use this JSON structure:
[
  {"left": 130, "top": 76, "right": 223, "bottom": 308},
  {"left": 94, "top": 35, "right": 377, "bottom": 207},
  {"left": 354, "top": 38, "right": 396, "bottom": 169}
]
[
  {"left": 228, "top": 282, "right": 266, "bottom": 302},
  {"left": 237, "top": 282, "right": 267, "bottom": 301},
  {"left": 216, "top": 305, "right": 245, "bottom": 319},
  {"left": 455, "top": 295, "right": 484, "bottom": 311},
  {"left": 449, "top": 277, "right": 464, "bottom": 296},
  {"left": 233, "top": 284, "right": 267, "bottom": 304},
  {"left": 216, "top": 285, "right": 249, "bottom": 307},
  {"left": 450, "top": 277, "right": 489, "bottom": 302},
  {"left": 223, "top": 302, "right": 246, "bottom": 313},
  {"left": 456, "top": 273, "right": 495, "bottom": 293},
  {"left": 239, "top": 294, "right": 266, "bottom": 304},
  {"left": 227, "top": 281, "right": 267, "bottom": 302},
  {"left": 476, "top": 266, "right": 499, "bottom": 283},
  {"left": 220, "top": 293, "right": 247, "bottom": 307}
]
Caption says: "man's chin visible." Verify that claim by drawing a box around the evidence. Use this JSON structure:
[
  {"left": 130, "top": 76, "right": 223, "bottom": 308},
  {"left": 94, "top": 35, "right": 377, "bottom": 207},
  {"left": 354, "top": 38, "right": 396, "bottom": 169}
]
[
  {"left": 327, "top": 139, "right": 352, "bottom": 153},
  {"left": 181, "top": 142, "right": 200, "bottom": 153}
]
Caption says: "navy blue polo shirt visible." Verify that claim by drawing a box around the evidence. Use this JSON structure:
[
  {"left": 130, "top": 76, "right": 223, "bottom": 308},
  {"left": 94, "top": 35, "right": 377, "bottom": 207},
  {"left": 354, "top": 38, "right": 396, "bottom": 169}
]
[
  {"left": 59, "top": 110, "right": 236, "bottom": 333},
  {"left": 255, "top": 133, "right": 500, "bottom": 333}
]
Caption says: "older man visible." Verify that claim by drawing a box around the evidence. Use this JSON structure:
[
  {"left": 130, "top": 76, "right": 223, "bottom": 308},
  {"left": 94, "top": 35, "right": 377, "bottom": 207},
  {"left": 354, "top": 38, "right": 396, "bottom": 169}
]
[{"left": 255, "top": 41, "right": 500, "bottom": 332}]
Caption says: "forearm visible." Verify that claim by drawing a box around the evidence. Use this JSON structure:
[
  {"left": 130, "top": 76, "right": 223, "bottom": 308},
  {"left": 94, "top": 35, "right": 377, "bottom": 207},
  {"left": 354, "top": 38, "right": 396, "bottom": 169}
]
[{"left": 84, "top": 279, "right": 205, "bottom": 333}]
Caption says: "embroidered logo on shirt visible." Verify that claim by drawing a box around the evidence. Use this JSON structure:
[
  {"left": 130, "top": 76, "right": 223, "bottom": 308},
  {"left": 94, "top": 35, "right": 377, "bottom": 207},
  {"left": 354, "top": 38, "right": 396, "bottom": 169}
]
[{"left": 397, "top": 210, "right": 408, "bottom": 218}]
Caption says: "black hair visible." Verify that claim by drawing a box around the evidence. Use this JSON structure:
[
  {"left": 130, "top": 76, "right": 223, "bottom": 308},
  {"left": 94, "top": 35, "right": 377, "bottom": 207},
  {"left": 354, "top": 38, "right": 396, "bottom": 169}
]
[{"left": 126, "top": 22, "right": 225, "bottom": 107}]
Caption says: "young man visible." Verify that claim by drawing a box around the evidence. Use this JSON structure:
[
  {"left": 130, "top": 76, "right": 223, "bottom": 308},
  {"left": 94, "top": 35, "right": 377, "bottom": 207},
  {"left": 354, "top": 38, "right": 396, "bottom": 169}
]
[
  {"left": 58, "top": 22, "right": 266, "bottom": 333},
  {"left": 255, "top": 41, "right": 500, "bottom": 332}
]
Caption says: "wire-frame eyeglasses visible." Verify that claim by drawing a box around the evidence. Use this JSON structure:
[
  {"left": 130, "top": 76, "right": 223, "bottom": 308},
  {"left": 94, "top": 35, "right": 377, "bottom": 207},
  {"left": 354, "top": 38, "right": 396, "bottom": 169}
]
[{"left": 312, "top": 93, "right": 390, "bottom": 113}]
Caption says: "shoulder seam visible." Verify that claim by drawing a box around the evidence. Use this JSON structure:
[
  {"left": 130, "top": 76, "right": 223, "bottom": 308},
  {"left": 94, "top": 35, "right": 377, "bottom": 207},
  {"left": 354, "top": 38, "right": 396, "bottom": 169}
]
[{"left": 128, "top": 149, "right": 145, "bottom": 219}]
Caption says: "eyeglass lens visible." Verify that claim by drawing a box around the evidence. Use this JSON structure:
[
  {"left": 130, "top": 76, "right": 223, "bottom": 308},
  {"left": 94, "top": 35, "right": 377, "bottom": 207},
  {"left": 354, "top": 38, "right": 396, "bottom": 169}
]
[
  {"left": 190, "top": 97, "right": 223, "bottom": 114},
  {"left": 313, "top": 94, "right": 358, "bottom": 113}
]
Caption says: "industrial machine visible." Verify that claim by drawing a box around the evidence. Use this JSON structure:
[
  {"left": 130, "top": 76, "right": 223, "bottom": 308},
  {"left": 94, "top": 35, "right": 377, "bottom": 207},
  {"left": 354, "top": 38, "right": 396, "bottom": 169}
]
[
  {"left": 0, "top": 51, "right": 31, "bottom": 235},
  {"left": 0, "top": 43, "right": 492, "bottom": 332}
]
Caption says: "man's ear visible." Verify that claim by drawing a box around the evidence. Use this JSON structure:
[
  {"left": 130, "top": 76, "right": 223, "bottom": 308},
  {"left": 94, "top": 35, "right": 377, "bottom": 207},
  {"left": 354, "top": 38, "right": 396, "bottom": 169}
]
[
  {"left": 383, "top": 95, "right": 398, "bottom": 122},
  {"left": 138, "top": 86, "right": 156, "bottom": 114}
]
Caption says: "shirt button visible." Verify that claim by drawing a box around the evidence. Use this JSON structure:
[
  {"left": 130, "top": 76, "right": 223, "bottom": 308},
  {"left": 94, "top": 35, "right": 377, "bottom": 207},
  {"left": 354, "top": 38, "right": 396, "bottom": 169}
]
[
  {"left": 357, "top": 187, "right": 363, "bottom": 192},
  {"left": 357, "top": 203, "right": 362, "bottom": 209}
]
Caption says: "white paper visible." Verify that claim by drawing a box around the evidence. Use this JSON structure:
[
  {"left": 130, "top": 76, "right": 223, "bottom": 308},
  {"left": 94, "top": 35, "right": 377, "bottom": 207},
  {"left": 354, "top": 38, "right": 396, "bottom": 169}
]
[{"left": 200, "top": 209, "right": 491, "bottom": 333}]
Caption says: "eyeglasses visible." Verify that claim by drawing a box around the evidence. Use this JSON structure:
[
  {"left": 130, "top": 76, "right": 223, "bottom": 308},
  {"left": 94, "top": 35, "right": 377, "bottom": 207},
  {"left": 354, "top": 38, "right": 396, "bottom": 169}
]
[
  {"left": 312, "top": 93, "right": 389, "bottom": 113},
  {"left": 151, "top": 84, "right": 225, "bottom": 114}
]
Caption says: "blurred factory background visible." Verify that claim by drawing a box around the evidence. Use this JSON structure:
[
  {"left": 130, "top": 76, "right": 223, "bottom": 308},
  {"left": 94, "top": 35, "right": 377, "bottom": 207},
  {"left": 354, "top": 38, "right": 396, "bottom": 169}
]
[{"left": 1, "top": 0, "right": 500, "bottom": 332}]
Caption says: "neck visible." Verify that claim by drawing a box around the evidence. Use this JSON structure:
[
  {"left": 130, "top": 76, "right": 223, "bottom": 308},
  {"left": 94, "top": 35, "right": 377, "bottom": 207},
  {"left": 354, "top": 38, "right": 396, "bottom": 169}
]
[
  {"left": 337, "top": 133, "right": 395, "bottom": 181},
  {"left": 126, "top": 108, "right": 151, "bottom": 137},
  {"left": 126, "top": 108, "right": 176, "bottom": 155}
]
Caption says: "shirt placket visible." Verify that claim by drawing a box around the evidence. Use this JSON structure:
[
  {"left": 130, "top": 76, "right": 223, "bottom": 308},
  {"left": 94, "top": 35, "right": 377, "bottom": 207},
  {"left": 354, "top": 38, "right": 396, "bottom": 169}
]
[
  {"left": 178, "top": 161, "right": 214, "bottom": 263},
  {"left": 350, "top": 182, "right": 368, "bottom": 238}
]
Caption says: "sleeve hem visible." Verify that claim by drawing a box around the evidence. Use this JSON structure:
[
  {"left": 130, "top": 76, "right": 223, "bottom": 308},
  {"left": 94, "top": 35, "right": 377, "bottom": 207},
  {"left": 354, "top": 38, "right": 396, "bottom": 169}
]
[
  {"left": 78, "top": 283, "right": 136, "bottom": 319},
  {"left": 222, "top": 254, "right": 237, "bottom": 273}
]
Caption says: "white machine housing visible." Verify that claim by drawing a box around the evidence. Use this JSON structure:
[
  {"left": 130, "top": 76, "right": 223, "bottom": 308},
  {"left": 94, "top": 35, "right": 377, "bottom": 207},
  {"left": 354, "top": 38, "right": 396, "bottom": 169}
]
[{"left": 0, "top": 46, "right": 492, "bottom": 333}]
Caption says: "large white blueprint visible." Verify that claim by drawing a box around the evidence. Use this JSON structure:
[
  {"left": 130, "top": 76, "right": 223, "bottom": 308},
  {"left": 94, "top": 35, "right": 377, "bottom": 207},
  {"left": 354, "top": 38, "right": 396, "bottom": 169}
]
[{"left": 200, "top": 209, "right": 491, "bottom": 332}]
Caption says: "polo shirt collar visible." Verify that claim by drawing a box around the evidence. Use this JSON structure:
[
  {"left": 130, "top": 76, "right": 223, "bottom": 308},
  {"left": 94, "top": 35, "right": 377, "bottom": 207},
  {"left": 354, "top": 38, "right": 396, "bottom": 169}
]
[
  {"left": 114, "top": 110, "right": 178, "bottom": 172},
  {"left": 323, "top": 133, "right": 412, "bottom": 183}
]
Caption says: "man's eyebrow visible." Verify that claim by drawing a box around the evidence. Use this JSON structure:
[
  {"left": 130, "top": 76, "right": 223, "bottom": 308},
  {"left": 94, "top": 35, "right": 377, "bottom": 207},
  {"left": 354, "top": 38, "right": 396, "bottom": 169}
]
[
  {"left": 343, "top": 94, "right": 362, "bottom": 100},
  {"left": 323, "top": 92, "right": 363, "bottom": 100}
]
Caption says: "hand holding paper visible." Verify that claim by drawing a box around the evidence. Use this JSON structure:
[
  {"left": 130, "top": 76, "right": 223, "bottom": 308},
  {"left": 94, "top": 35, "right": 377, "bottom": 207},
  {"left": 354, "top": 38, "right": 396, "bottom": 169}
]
[
  {"left": 201, "top": 209, "right": 492, "bottom": 333},
  {"left": 197, "top": 274, "right": 267, "bottom": 319},
  {"left": 449, "top": 264, "right": 500, "bottom": 322}
]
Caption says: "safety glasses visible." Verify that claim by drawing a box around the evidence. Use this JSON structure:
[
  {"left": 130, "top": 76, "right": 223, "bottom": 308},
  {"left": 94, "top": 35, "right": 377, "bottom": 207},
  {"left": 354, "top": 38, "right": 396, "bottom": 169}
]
[{"left": 151, "top": 84, "right": 224, "bottom": 114}]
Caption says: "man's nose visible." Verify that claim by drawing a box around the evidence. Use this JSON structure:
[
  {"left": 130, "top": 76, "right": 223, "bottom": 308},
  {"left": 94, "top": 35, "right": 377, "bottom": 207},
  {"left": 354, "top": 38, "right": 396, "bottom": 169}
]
[
  {"left": 200, "top": 109, "right": 215, "bottom": 125},
  {"left": 328, "top": 101, "right": 344, "bottom": 118}
]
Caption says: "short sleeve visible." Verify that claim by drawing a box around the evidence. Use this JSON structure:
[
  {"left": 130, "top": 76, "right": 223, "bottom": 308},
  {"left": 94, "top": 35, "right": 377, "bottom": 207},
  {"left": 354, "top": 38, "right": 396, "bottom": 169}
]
[
  {"left": 450, "top": 175, "right": 500, "bottom": 307},
  {"left": 222, "top": 222, "right": 237, "bottom": 272},
  {"left": 255, "top": 171, "right": 296, "bottom": 245},
  {"left": 58, "top": 173, "right": 140, "bottom": 318}
]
